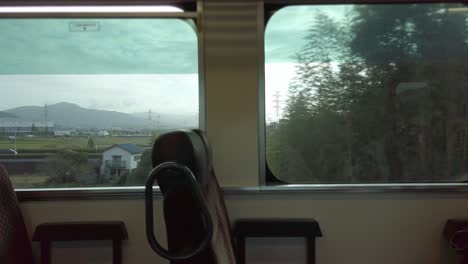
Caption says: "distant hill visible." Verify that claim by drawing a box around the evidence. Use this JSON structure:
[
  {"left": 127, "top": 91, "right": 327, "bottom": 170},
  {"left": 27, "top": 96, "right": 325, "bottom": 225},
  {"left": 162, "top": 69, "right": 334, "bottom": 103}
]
[
  {"left": 4, "top": 102, "right": 197, "bottom": 130},
  {"left": 0, "top": 111, "right": 17, "bottom": 118},
  {"left": 5, "top": 102, "right": 148, "bottom": 130}
]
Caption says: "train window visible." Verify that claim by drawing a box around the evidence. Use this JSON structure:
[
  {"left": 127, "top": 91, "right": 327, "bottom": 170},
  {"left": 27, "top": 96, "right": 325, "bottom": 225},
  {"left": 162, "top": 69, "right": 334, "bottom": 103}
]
[
  {"left": 0, "top": 7, "right": 199, "bottom": 190},
  {"left": 265, "top": 3, "right": 468, "bottom": 184}
]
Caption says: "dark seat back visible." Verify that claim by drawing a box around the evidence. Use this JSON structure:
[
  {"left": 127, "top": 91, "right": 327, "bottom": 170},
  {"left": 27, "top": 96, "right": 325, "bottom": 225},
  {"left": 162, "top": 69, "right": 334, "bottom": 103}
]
[
  {"left": 151, "top": 129, "right": 236, "bottom": 264},
  {"left": 0, "top": 165, "right": 34, "bottom": 264}
]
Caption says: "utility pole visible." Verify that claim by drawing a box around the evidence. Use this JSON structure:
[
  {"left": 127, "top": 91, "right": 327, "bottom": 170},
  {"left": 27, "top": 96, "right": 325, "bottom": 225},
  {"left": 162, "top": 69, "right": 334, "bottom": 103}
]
[
  {"left": 157, "top": 114, "right": 160, "bottom": 130},
  {"left": 13, "top": 130, "right": 17, "bottom": 154},
  {"left": 44, "top": 104, "right": 48, "bottom": 136},
  {"left": 273, "top": 91, "right": 281, "bottom": 122},
  {"left": 148, "top": 109, "right": 153, "bottom": 133},
  {"left": 148, "top": 109, "right": 152, "bottom": 121}
]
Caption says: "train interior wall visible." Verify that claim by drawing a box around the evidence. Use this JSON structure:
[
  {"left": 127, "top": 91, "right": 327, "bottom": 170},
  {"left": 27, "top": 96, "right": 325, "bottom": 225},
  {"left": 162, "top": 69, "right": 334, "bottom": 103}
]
[{"left": 18, "top": 1, "right": 468, "bottom": 263}]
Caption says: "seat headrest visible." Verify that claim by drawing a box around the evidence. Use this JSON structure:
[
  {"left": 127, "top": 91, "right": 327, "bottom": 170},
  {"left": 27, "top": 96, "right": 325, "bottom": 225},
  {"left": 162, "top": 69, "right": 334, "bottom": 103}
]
[
  {"left": 193, "top": 129, "right": 213, "bottom": 173},
  {"left": 152, "top": 129, "right": 210, "bottom": 188}
]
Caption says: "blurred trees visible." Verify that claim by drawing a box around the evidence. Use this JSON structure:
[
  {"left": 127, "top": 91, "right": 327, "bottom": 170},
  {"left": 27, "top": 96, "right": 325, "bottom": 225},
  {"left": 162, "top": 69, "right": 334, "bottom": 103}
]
[
  {"left": 87, "top": 137, "right": 96, "bottom": 150},
  {"left": 267, "top": 4, "right": 468, "bottom": 183},
  {"left": 41, "top": 150, "right": 97, "bottom": 186},
  {"left": 128, "top": 149, "right": 152, "bottom": 185}
]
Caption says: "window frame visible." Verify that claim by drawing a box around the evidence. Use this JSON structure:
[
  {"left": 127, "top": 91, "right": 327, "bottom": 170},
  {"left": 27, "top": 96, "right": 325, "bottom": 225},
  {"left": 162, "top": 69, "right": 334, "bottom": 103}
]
[
  {"left": 260, "top": 0, "right": 468, "bottom": 191},
  {"left": 2, "top": 1, "right": 205, "bottom": 200}
]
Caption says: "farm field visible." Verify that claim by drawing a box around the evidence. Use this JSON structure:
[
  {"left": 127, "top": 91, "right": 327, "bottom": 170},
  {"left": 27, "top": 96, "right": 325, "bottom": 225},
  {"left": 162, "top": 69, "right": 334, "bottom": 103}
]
[
  {"left": 9, "top": 173, "right": 49, "bottom": 188},
  {"left": 1, "top": 135, "right": 153, "bottom": 188},
  {"left": 0, "top": 136, "right": 151, "bottom": 151}
]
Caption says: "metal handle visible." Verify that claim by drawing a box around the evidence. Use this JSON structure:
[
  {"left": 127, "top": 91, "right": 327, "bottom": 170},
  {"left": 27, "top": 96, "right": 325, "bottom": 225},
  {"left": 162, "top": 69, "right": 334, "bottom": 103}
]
[{"left": 145, "top": 161, "right": 213, "bottom": 261}]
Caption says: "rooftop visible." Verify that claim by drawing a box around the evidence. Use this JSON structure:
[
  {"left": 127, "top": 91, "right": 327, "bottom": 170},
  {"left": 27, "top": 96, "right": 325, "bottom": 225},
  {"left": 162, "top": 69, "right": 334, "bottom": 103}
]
[{"left": 107, "top": 143, "right": 144, "bottom": 154}]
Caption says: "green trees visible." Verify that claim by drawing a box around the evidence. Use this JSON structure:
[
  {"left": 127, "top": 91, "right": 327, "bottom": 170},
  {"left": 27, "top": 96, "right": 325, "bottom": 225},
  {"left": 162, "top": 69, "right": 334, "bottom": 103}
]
[
  {"left": 123, "top": 131, "right": 158, "bottom": 185},
  {"left": 267, "top": 4, "right": 468, "bottom": 183},
  {"left": 128, "top": 149, "right": 152, "bottom": 185},
  {"left": 87, "top": 137, "right": 96, "bottom": 150},
  {"left": 349, "top": 4, "right": 468, "bottom": 182},
  {"left": 41, "top": 150, "right": 97, "bottom": 186},
  {"left": 149, "top": 131, "right": 158, "bottom": 146}
]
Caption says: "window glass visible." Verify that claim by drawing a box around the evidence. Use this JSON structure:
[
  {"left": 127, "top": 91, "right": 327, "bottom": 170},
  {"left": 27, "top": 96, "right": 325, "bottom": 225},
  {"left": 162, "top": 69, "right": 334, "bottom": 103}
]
[
  {"left": 0, "top": 18, "right": 198, "bottom": 188},
  {"left": 265, "top": 4, "right": 468, "bottom": 183}
]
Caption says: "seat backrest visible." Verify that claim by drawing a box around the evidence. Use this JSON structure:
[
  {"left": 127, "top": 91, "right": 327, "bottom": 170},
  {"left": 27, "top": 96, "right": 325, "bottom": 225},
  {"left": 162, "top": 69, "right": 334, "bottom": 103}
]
[
  {"left": 0, "top": 165, "right": 34, "bottom": 264},
  {"left": 151, "top": 129, "right": 236, "bottom": 264}
]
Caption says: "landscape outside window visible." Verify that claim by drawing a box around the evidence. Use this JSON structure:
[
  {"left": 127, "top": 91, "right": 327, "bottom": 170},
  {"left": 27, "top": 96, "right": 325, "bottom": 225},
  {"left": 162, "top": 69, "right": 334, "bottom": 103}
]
[
  {"left": 0, "top": 18, "right": 198, "bottom": 188},
  {"left": 265, "top": 4, "right": 468, "bottom": 183}
]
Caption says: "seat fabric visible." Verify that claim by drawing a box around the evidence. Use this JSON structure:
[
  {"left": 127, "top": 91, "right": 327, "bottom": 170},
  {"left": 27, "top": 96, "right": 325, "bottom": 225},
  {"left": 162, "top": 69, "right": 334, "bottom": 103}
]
[
  {"left": 152, "top": 130, "right": 236, "bottom": 264},
  {"left": 0, "top": 164, "right": 34, "bottom": 264}
]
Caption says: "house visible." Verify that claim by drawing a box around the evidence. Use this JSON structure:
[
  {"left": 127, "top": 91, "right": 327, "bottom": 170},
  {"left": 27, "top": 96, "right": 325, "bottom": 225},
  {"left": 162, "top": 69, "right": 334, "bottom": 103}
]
[
  {"left": 98, "top": 130, "right": 110, "bottom": 137},
  {"left": 54, "top": 130, "right": 74, "bottom": 137},
  {"left": 100, "top": 143, "right": 144, "bottom": 177}
]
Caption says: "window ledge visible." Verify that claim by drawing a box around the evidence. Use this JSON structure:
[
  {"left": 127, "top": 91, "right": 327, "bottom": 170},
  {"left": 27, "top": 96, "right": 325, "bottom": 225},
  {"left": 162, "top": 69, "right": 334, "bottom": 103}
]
[
  {"left": 15, "top": 183, "right": 468, "bottom": 201},
  {"left": 261, "top": 183, "right": 468, "bottom": 193}
]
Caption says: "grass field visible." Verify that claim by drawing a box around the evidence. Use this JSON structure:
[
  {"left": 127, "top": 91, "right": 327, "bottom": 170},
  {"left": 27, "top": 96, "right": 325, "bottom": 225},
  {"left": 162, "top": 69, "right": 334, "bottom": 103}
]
[
  {"left": 9, "top": 174, "right": 49, "bottom": 188},
  {"left": 2, "top": 136, "right": 153, "bottom": 188},
  {"left": 0, "top": 136, "right": 151, "bottom": 151}
]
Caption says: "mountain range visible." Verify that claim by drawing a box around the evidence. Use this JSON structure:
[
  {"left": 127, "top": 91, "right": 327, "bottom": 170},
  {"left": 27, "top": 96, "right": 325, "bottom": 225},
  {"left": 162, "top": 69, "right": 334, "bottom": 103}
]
[
  {"left": 0, "top": 111, "right": 17, "bottom": 118},
  {"left": 2, "top": 102, "right": 197, "bottom": 130}
]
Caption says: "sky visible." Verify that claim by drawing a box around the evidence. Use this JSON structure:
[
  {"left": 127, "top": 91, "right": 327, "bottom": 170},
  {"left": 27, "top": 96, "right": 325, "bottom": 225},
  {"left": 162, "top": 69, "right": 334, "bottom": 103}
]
[
  {"left": 0, "top": 18, "right": 198, "bottom": 74},
  {"left": 265, "top": 5, "right": 350, "bottom": 121},
  {"left": 0, "top": 4, "right": 462, "bottom": 120},
  {"left": 0, "top": 6, "right": 349, "bottom": 120},
  {"left": 0, "top": 18, "right": 199, "bottom": 115}
]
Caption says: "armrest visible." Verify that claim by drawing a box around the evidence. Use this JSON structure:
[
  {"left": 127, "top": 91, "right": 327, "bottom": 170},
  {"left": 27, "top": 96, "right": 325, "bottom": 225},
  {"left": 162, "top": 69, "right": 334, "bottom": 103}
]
[
  {"left": 32, "top": 221, "right": 128, "bottom": 264},
  {"left": 33, "top": 221, "right": 128, "bottom": 241},
  {"left": 444, "top": 219, "right": 468, "bottom": 252},
  {"left": 233, "top": 219, "right": 322, "bottom": 264}
]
